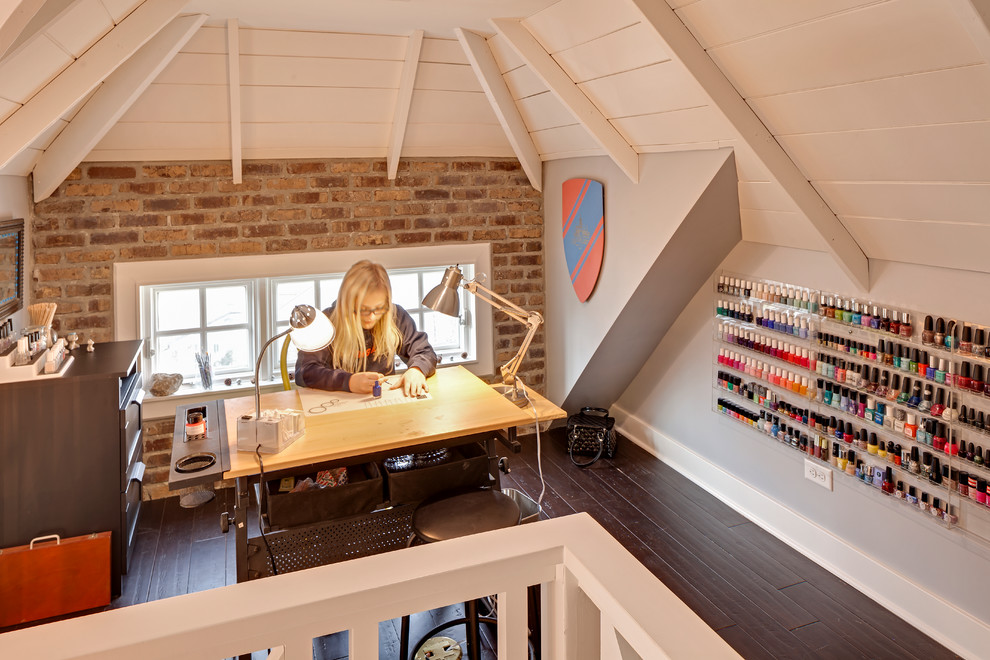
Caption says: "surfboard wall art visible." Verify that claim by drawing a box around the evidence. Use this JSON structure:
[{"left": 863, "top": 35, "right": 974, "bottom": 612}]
[{"left": 562, "top": 178, "right": 604, "bottom": 302}]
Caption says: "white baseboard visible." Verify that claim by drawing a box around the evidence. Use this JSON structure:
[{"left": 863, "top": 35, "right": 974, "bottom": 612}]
[{"left": 611, "top": 404, "right": 987, "bottom": 660}]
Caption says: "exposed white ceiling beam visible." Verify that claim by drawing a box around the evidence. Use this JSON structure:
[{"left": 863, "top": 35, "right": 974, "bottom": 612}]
[
  {"left": 387, "top": 29, "right": 423, "bottom": 180},
  {"left": 0, "top": 0, "right": 48, "bottom": 61},
  {"left": 456, "top": 27, "right": 542, "bottom": 191},
  {"left": 490, "top": 17, "right": 639, "bottom": 184},
  {"left": 0, "top": 0, "right": 190, "bottom": 170},
  {"left": 628, "top": 0, "right": 870, "bottom": 290},
  {"left": 949, "top": 0, "right": 990, "bottom": 63},
  {"left": 227, "top": 17, "right": 242, "bottom": 184},
  {"left": 32, "top": 13, "right": 207, "bottom": 202}
]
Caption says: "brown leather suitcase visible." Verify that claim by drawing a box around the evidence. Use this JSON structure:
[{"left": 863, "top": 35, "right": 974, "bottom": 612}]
[{"left": 0, "top": 532, "right": 111, "bottom": 626}]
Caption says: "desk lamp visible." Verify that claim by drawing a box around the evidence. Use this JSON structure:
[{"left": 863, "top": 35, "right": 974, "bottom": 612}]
[
  {"left": 237, "top": 304, "right": 334, "bottom": 452},
  {"left": 423, "top": 265, "right": 543, "bottom": 407}
]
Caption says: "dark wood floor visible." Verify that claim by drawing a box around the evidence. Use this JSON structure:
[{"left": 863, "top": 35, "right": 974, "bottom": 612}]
[{"left": 2, "top": 428, "right": 959, "bottom": 659}]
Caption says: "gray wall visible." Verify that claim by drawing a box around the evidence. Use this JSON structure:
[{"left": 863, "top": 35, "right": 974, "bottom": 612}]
[
  {"left": 0, "top": 175, "right": 30, "bottom": 329},
  {"left": 613, "top": 242, "right": 990, "bottom": 656},
  {"left": 544, "top": 149, "right": 737, "bottom": 407}
]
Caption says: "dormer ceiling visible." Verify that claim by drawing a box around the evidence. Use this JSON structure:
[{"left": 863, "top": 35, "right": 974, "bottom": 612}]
[{"left": 1, "top": 0, "right": 988, "bottom": 281}]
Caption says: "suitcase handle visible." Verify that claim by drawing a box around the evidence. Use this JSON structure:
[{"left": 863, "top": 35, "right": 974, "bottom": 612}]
[{"left": 29, "top": 534, "right": 61, "bottom": 549}]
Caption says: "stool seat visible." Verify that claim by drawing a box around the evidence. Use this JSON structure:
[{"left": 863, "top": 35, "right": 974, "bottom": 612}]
[{"left": 411, "top": 489, "right": 521, "bottom": 544}]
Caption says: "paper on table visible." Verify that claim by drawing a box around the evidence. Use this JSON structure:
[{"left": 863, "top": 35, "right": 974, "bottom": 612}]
[{"left": 297, "top": 383, "right": 432, "bottom": 417}]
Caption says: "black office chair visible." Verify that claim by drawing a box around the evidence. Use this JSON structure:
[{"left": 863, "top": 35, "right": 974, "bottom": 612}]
[{"left": 399, "top": 488, "right": 521, "bottom": 660}]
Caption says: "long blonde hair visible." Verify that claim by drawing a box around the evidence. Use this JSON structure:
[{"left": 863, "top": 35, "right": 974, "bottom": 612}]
[{"left": 329, "top": 260, "right": 402, "bottom": 373}]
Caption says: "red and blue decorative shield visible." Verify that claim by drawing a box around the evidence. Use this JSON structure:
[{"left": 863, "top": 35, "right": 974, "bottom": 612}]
[{"left": 562, "top": 178, "right": 604, "bottom": 302}]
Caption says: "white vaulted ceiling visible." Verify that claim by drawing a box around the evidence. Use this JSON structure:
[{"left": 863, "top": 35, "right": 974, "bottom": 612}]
[{"left": 1, "top": 0, "right": 988, "bottom": 280}]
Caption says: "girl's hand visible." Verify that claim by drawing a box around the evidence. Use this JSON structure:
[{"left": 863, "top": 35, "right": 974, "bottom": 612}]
[
  {"left": 394, "top": 368, "right": 428, "bottom": 397},
  {"left": 349, "top": 372, "right": 384, "bottom": 394}
]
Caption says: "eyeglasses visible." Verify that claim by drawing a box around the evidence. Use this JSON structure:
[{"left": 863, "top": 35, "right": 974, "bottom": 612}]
[{"left": 359, "top": 304, "right": 388, "bottom": 318}]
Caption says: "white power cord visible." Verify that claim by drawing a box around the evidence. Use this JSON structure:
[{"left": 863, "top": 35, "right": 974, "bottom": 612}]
[{"left": 513, "top": 377, "right": 546, "bottom": 513}]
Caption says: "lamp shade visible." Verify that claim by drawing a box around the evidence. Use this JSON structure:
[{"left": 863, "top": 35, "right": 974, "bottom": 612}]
[
  {"left": 422, "top": 266, "right": 463, "bottom": 317},
  {"left": 287, "top": 304, "right": 334, "bottom": 351}
]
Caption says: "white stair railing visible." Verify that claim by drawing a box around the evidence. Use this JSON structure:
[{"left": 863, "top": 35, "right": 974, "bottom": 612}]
[{"left": 0, "top": 513, "right": 741, "bottom": 659}]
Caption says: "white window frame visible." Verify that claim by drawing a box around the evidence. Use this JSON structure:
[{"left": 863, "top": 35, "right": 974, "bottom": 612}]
[{"left": 115, "top": 245, "right": 493, "bottom": 419}]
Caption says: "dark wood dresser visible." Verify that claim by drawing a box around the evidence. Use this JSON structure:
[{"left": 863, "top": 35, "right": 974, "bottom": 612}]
[{"left": 0, "top": 340, "right": 144, "bottom": 598}]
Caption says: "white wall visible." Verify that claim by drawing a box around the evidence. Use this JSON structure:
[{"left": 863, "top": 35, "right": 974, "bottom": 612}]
[
  {"left": 543, "top": 149, "right": 736, "bottom": 406},
  {"left": 613, "top": 241, "right": 990, "bottom": 658},
  {"left": 0, "top": 175, "right": 30, "bottom": 329}
]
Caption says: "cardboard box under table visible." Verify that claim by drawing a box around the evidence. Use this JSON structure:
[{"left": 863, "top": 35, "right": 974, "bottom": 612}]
[{"left": 0, "top": 532, "right": 111, "bottom": 627}]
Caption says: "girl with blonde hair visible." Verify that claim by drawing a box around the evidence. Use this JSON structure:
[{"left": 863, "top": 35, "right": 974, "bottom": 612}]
[{"left": 295, "top": 260, "right": 437, "bottom": 396}]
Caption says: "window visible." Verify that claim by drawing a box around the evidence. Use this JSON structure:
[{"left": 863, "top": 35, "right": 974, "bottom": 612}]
[
  {"left": 146, "top": 281, "right": 255, "bottom": 381},
  {"left": 133, "top": 249, "right": 487, "bottom": 395}
]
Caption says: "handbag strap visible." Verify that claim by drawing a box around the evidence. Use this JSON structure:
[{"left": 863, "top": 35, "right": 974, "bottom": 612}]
[
  {"left": 580, "top": 406, "right": 610, "bottom": 417},
  {"left": 569, "top": 434, "right": 604, "bottom": 468}
]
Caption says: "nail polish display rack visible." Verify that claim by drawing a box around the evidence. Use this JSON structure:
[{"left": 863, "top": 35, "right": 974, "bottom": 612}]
[{"left": 712, "top": 272, "right": 990, "bottom": 546}]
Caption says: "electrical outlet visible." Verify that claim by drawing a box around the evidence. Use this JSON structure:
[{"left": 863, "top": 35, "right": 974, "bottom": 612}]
[{"left": 804, "top": 459, "right": 833, "bottom": 491}]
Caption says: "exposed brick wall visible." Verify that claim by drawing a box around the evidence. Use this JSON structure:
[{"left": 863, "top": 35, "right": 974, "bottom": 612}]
[{"left": 32, "top": 158, "right": 545, "bottom": 499}]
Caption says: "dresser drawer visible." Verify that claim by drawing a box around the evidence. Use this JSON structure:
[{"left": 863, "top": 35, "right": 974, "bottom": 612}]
[{"left": 120, "top": 388, "right": 144, "bottom": 490}]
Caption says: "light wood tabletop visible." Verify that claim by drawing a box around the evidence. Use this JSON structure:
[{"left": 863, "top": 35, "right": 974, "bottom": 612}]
[{"left": 223, "top": 365, "right": 565, "bottom": 478}]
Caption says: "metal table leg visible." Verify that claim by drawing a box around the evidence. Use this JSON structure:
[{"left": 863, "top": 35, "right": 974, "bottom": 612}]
[{"left": 235, "top": 475, "right": 250, "bottom": 584}]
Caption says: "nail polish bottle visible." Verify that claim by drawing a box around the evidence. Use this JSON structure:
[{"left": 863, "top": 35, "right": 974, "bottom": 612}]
[
  {"left": 904, "top": 413, "right": 918, "bottom": 439},
  {"left": 931, "top": 457, "right": 943, "bottom": 486},
  {"left": 960, "top": 324, "right": 973, "bottom": 355},
  {"left": 882, "top": 467, "right": 895, "bottom": 494},
  {"left": 945, "top": 320, "right": 957, "bottom": 351},
  {"left": 899, "top": 312, "right": 912, "bottom": 338},
  {"left": 983, "top": 327, "right": 990, "bottom": 359},
  {"left": 890, "top": 310, "right": 901, "bottom": 336},
  {"left": 907, "top": 382, "right": 922, "bottom": 408},
  {"left": 958, "top": 361, "right": 972, "bottom": 391},
  {"left": 945, "top": 361, "right": 956, "bottom": 388},
  {"left": 922, "top": 451, "right": 934, "bottom": 480},
  {"left": 897, "top": 377, "right": 911, "bottom": 404},
  {"left": 895, "top": 480, "right": 905, "bottom": 500},
  {"left": 844, "top": 421, "right": 855, "bottom": 444},
  {"left": 845, "top": 451, "right": 856, "bottom": 476},
  {"left": 870, "top": 305, "right": 881, "bottom": 330},
  {"left": 880, "top": 308, "right": 891, "bottom": 333},
  {"left": 875, "top": 371, "right": 890, "bottom": 399},
  {"left": 943, "top": 502, "right": 958, "bottom": 525},
  {"left": 930, "top": 497, "right": 942, "bottom": 518},
  {"left": 906, "top": 485, "right": 918, "bottom": 505},
  {"left": 959, "top": 471, "right": 970, "bottom": 498},
  {"left": 918, "top": 386, "right": 933, "bottom": 413},
  {"left": 977, "top": 480, "right": 987, "bottom": 506},
  {"left": 861, "top": 305, "right": 873, "bottom": 327},
  {"left": 934, "top": 318, "right": 946, "bottom": 346},
  {"left": 975, "top": 446, "right": 984, "bottom": 468},
  {"left": 917, "top": 350, "right": 928, "bottom": 378},
  {"left": 920, "top": 492, "right": 930, "bottom": 513},
  {"left": 970, "top": 364, "right": 985, "bottom": 394},
  {"left": 851, "top": 301, "right": 862, "bottom": 326},
  {"left": 909, "top": 446, "right": 920, "bottom": 474},
  {"left": 892, "top": 442, "right": 901, "bottom": 466},
  {"left": 922, "top": 315, "right": 935, "bottom": 346},
  {"left": 948, "top": 430, "right": 960, "bottom": 456},
  {"left": 878, "top": 435, "right": 888, "bottom": 459},
  {"left": 925, "top": 355, "right": 936, "bottom": 382},
  {"left": 867, "top": 432, "right": 879, "bottom": 455},
  {"left": 975, "top": 327, "right": 986, "bottom": 358},
  {"left": 857, "top": 392, "right": 867, "bottom": 417},
  {"left": 932, "top": 422, "right": 947, "bottom": 451}
]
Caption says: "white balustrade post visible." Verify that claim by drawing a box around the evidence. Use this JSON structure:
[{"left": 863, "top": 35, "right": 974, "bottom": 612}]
[{"left": 496, "top": 585, "right": 529, "bottom": 660}]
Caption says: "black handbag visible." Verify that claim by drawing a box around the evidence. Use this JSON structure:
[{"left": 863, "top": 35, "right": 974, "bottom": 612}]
[{"left": 566, "top": 407, "right": 617, "bottom": 467}]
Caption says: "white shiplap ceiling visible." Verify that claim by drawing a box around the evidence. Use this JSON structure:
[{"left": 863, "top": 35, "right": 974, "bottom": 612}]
[{"left": 1, "top": 0, "right": 988, "bottom": 280}]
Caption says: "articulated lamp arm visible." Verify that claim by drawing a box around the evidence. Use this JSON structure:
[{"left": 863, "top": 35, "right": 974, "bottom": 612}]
[{"left": 465, "top": 279, "right": 543, "bottom": 390}]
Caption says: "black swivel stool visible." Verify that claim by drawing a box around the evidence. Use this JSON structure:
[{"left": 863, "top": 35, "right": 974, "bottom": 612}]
[{"left": 400, "top": 488, "right": 521, "bottom": 660}]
